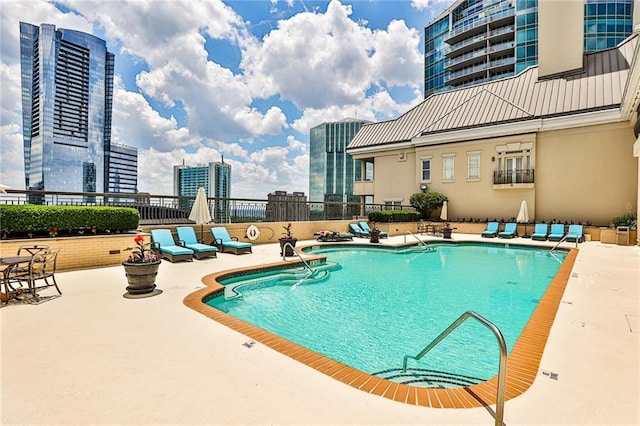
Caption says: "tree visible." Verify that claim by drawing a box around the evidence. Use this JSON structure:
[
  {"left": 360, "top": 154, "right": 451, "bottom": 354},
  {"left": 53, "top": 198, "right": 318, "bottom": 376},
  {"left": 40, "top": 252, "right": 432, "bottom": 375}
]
[{"left": 409, "top": 192, "right": 448, "bottom": 219}]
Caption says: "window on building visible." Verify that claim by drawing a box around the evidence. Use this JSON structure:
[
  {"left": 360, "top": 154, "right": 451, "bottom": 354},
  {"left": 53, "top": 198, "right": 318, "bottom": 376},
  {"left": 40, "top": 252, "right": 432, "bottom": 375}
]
[
  {"left": 443, "top": 155, "right": 455, "bottom": 181},
  {"left": 421, "top": 158, "right": 431, "bottom": 181},
  {"left": 384, "top": 201, "right": 402, "bottom": 210},
  {"left": 365, "top": 161, "right": 374, "bottom": 181},
  {"left": 467, "top": 152, "right": 480, "bottom": 179}
]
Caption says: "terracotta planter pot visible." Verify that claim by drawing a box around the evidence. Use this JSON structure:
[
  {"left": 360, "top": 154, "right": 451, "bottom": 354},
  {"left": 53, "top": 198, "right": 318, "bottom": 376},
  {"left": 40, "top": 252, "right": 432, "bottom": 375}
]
[{"left": 122, "top": 261, "right": 160, "bottom": 295}]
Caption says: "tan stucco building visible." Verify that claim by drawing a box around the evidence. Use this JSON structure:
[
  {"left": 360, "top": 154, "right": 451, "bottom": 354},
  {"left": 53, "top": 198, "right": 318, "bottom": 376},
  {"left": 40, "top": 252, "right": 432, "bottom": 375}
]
[{"left": 348, "top": 27, "right": 640, "bottom": 227}]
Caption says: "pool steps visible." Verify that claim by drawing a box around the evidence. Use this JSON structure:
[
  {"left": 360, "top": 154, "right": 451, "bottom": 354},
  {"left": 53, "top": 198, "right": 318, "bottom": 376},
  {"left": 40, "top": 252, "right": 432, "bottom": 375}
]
[
  {"left": 224, "top": 261, "right": 341, "bottom": 299},
  {"left": 373, "top": 367, "right": 485, "bottom": 388}
]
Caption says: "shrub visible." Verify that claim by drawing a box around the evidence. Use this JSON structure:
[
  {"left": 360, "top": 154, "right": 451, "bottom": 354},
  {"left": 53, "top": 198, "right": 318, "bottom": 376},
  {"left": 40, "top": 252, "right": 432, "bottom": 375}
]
[
  {"left": 409, "top": 192, "right": 448, "bottom": 219},
  {"left": 0, "top": 205, "right": 140, "bottom": 236},
  {"left": 612, "top": 212, "right": 637, "bottom": 229},
  {"left": 368, "top": 210, "right": 421, "bottom": 223}
]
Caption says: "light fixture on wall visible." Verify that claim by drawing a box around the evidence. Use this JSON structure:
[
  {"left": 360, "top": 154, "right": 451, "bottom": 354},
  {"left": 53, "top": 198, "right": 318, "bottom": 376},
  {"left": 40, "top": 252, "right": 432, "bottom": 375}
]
[
  {"left": 491, "top": 156, "right": 495, "bottom": 162},
  {"left": 420, "top": 184, "right": 427, "bottom": 193}
]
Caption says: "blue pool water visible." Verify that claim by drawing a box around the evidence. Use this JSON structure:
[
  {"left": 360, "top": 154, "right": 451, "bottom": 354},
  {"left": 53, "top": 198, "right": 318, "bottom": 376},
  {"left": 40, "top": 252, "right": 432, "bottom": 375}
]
[{"left": 208, "top": 243, "right": 566, "bottom": 384}]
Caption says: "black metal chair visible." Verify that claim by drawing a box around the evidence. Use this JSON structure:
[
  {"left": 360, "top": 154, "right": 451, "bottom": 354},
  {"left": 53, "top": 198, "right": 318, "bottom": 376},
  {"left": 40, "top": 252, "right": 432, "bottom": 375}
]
[
  {"left": 30, "top": 248, "right": 62, "bottom": 296},
  {"left": 4, "top": 247, "right": 62, "bottom": 303},
  {"left": 2, "top": 256, "right": 39, "bottom": 304}
]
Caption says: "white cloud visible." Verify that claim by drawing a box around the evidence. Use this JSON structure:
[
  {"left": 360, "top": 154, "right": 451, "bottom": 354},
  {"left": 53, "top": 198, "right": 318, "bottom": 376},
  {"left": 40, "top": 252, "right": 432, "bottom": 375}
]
[
  {"left": 0, "top": 123, "right": 25, "bottom": 190},
  {"left": 112, "top": 78, "right": 200, "bottom": 151},
  {"left": 411, "top": 0, "right": 450, "bottom": 12},
  {"left": 241, "top": 0, "right": 423, "bottom": 134}
]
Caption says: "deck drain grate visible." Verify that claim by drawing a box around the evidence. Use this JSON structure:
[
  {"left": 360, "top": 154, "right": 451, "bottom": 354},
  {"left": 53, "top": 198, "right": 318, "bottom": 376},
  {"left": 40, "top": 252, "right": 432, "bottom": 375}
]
[
  {"left": 571, "top": 272, "right": 579, "bottom": 278},
  {"left": 541, "top": 370, "right": 558, "bottom": 380},
  {"left": 243, "top": 340, "right": 256, "bottom": 348}
]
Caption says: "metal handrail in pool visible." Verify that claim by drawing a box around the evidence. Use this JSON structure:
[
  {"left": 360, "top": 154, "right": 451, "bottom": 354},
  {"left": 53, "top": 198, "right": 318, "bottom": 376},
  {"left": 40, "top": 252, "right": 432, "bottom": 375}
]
[
  {"left": 402, "top": 310, "right": 507, "bottom": 426},
  {"left": 403, "top": 231, "right": 434, "bottom": 251},
  {"left": 281, "top": 242, "right": 329, "bottom": 288},
  {"left": 281, "top": 242, "right": 312, "bottom": 270}
]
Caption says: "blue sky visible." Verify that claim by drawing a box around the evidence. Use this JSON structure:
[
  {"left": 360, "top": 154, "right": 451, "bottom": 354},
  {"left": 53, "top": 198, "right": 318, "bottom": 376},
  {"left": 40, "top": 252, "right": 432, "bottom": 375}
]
[{"left": 0, "top": 0, "right": 449, "bottom": 198}]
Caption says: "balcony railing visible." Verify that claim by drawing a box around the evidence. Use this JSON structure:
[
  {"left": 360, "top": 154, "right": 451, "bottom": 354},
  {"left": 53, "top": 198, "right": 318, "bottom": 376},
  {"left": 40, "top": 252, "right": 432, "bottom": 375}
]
[
  {"left": 0, "top": 189, "right": 417, "bottom": 224},
  {"left": 492, "top": 168, "right": 535, "bottom": 185}
]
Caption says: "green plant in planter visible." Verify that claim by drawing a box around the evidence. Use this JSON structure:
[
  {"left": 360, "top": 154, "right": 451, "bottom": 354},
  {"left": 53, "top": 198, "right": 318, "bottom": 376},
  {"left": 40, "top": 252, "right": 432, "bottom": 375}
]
[
  {"left": 612, "top": 213, "right": 637, "bottom": 229},
  {"left": 409, "top": 192, "right": 448, "bottom": 220}
]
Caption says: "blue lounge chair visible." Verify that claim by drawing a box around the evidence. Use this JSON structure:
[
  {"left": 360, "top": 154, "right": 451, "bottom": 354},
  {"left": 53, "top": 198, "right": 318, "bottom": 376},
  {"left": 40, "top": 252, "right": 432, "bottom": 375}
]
[
  {"left": 531, "top": 223, "right": 548, "bottom": 241},
  {"left": 358, "top": 221, "right": 388, "bottom": 238},
  {"left": 150, "top": 229, "right": 194, "bottom": 262},
  {"left": 176, "top": 227, "right": 218, "bottom": 259},
  {"left": 210, "top": 227, "right": 252, "bottom": 255},
  {"left": 547, "top": 224, "right": 566, "bottom": 241},
  {"left": 565, "top": 224, "right": 584, "bottom": 243},
  {"left": 481, "top": 222, "right": 499, "bottom": 238},
  {"left": 498, "top": 222, "right": 518, "bottom": 238},
  {"left": 349, "top": 223, "right": 367, "bottom": 238}
]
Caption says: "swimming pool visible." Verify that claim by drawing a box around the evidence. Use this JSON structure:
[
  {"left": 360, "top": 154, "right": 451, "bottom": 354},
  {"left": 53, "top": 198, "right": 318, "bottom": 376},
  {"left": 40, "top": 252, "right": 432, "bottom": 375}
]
[{"left": 206, "top": 243, "right": 568, "bottom": 388}]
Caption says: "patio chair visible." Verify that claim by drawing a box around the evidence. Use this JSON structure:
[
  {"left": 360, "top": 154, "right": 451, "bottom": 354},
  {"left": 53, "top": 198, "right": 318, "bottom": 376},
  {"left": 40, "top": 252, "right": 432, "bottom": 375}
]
[
  {"left": 481, "top": 222, "right": 499, "bottom": 238},
  {"left": 210, "top": 227, "right": 253, "bottom": 255},
  {"left": 531, "top": 223, "right": 548, "bottom": 241},
  {"left": 176, "top": 227, "right": 218, "bottom": 259},
  {"left": 359, "top": 221, "right": 388, "bottom": 238},
  {"left": 30, "top": 248, "right": 63, "bottom": 296},
  {"left": 349, "top": 223, "right": 367, "bottom": 238},
  {"left": 547, "top": 224, "right": 566, "bottom": 241},
  {"left": 2, "top": 255, "right": 38, "bottom": 304},
  {"left": 498, "top": 223, "right": 518, "bottom": 238},
  {"left": 565, "top": 224, "right": 584, "bottom": 243},
  {"left": 314, "top": 231, "right": 354, "bottom": 242},
  {"left": 150, "top": 229, "right": 194, "bottom": 262}
]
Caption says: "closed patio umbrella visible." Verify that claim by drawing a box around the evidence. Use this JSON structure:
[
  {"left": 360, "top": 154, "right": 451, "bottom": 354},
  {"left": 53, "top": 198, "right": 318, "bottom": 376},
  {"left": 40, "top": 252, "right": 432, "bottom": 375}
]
[
  {"left": 440, "top": 201, "right": 452, "bottom": 238},
  {"left": 440, "top": 200, "right": 448, "bottom": 222},
  {"left": 189, "top": 187, "right": 212, "bottom": 242},
  {"left": 516, "top": 200, "right": 530, "bottom": 237}
]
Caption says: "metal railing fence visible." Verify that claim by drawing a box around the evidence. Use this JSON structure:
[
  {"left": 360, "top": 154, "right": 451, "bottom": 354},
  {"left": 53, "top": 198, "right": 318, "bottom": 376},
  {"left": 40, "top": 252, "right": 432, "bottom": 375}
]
[{"left": 0, "top": 189, "right": 417, "bottom": 225}]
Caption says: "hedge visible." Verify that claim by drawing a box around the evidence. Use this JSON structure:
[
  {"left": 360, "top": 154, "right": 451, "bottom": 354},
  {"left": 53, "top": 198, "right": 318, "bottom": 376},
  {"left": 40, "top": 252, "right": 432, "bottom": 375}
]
[
  {"left": 0, "top": 205, "right": 140, "bottom": 235},
  {"left": 367, "top": 210, "right": 421, "bottom": 223}
]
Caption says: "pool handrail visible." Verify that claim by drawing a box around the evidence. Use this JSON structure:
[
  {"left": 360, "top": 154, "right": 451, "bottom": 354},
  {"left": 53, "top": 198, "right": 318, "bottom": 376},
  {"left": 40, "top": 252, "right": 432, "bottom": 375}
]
[
  {"left": 281, "top": 242, "right": 312, "bottom": 271},
  {"left": 550, "top": 233, "right": 577, "bottom": 251},
  {"left": 404, "top": 231, "right": 433, "bottom": 250},
  {"left": 402, "top": 310, "right": 507, "bottom": 426}
]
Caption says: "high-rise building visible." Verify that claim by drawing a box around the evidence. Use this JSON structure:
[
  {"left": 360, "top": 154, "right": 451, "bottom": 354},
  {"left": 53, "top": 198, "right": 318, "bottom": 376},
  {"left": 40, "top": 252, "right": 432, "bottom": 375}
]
[
  {"left": 19, "top": 22, "right": 137, "bottom": 203},
  {"left": 309, "top": 118, "right": 368, "bottom": 208},
  {"left": 424, "top": 0, "right": 634, "bottom": 97},
  {"left": 265, "top": 191, "right": 310, "bottom": 222},
  {"left": 173, "top": 159, "right": 231, "bottom": 223}
]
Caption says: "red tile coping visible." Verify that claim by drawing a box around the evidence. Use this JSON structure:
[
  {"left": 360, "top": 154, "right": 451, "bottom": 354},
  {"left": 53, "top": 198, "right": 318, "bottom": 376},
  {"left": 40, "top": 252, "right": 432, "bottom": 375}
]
[{"left": 184, "top": 246, "right": 577, "bottom": 409}]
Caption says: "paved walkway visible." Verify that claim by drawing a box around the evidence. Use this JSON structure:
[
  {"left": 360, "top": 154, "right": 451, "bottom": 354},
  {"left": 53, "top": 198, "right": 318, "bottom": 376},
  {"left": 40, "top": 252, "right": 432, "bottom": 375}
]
[{"left": 1, "top": 234, "right": 638, "bottom": 425}]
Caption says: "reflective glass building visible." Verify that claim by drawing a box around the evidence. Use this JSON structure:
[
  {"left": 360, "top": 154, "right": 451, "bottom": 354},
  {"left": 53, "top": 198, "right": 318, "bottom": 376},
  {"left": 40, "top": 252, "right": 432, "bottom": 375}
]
[
  {"left": 309, "top": 119, "right": 367, "bottom": 206},
  {"left": 20, "top": 22, "right": 137, "bottom": 202},
  {"left": 424, "top": 0, "right": 634, "bottom": 97},
  {"left": 173, "top": 160, "right": 231, "bottom": 223}
]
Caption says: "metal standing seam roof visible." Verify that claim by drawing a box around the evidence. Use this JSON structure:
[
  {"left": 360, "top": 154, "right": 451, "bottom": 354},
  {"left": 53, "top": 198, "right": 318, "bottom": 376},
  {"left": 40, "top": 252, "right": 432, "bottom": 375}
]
[{"left": 348, "top": 33, "right": 638, "bottom": 150}]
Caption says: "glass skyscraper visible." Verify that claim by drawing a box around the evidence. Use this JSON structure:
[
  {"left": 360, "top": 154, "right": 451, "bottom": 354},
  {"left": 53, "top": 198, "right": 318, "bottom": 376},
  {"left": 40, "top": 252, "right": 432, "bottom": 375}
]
[
  {"left": 424, "top": 0, "right": 634, "bottom": 97},
  {"left": 20, "top": 22, "right": 137, "bottom": 202},
  {"left": 173, "top": 160, "right": 231, "bottom": 223},
  {"left": 309, "top": 119, "right": 367, "bottom": 206}
]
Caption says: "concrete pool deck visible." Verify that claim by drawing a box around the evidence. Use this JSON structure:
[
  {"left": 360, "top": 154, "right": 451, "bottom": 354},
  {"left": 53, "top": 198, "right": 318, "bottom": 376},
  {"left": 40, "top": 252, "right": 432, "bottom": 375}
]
[{"left": 1, "top": 233, "right": 639, "bottom": 425}]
